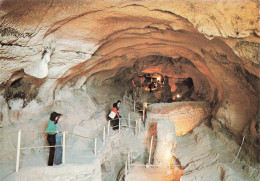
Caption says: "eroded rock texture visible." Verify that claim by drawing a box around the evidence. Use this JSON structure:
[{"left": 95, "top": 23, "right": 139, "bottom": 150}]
[
  {"left": 0, "top": 0, "right": 259, "bottom": 180},
  {"left": 146, "top": 101, "right": 210, "bottom": 135},
  {"left": 175, "top": 122, "right": 260, "bottom": 181},
  {"left": 0, "top": 0, "right": 259, "bottom": 133}
]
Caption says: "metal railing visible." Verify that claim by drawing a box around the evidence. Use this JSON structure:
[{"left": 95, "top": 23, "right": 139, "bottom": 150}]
[{"left": 0, "top": 116, "right": 144, "bottom": 173}]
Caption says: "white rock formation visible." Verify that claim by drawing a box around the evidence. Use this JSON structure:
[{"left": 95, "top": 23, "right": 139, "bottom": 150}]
[
  {"left": 146, "top": 102, "right": 210, "bottom": 135},
  {"left": 154, "top": 119, "right": 176, "bottom": 166},
  {"left": 24, "top": 48, "right": 53, "bottom": 78},
  {"left": 7, "top": 98, "right": 23, "bottom": 110}
]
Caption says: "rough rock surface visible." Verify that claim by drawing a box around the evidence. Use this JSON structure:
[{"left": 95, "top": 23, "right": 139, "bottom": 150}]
[
  {"left": 154, "top": 119, "right": 176, "bottom": 165},
  {"left": 0, "top": 0, "right": 259, "bottom": 180},
  {"left": 0, "top": 0, "right": 258, "bottom": 134},
  {"left": 146, "top": 101, "right": 210, "bottom": 135},
  {"left": 4, "top": 161, "right": 102, "bottom": 181},
  {"left": 175, "top": 122, "right": 260, "bottom": 181}
]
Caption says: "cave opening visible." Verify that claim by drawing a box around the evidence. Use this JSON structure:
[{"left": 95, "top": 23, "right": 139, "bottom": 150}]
[{"left": 86, "top": 55, "right": 211, "bottom": 111}]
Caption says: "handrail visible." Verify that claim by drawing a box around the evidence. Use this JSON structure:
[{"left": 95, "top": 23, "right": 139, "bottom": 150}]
[
  {"left": 0, "top": 130, "right": 19, "bottom": 136},
  {"left": 1, "top": 123, "right": 257, "bottom": 175},
  {"left": 20, "top": 145, "right": 63, "bottom": 150},
  {"left": 2, "top": 97, "right": 258, "bottom": 175},
  {"left": 66, "top": 132, "right": 95, "bottom": 140},
  {"left": 131, "top": 163, "right": 181, "bottom": 167}
]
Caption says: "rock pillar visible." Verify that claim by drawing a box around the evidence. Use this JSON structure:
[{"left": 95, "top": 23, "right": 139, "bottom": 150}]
[{"left": 154, "top": 119, "right": 176, "bottom": 165}]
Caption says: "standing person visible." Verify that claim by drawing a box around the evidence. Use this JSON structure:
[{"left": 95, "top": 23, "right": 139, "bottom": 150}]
[
  {"left": 116, "top": 100, "right": 121, "bottom": 112},
  {"left": 112, "top": 103, "right": 121, "bottom": 130},
  {"left": 45, "top": 112, "right": 58, "bottom": 166},
  {"left": 55, "top": 113, "right": 63, "bottom": 165}
]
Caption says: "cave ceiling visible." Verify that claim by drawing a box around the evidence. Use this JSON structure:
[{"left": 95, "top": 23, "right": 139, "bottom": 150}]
[{"left": 0, "top": 0, "right": 259, "bottom": 132}]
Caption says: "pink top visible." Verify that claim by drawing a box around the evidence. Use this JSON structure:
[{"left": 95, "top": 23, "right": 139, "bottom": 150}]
[{"left": 112, "top": 107, "right": 119, "bottom": 117}]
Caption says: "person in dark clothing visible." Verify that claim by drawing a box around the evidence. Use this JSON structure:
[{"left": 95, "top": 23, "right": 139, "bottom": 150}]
[
  {"left": 112, "top": 103, "right": 121, "bottom": 130},
  {"left": 45, "top": 112, "right": 59, "bottom": 166},
  {"left": 149, "top": 82, "right": 155, "bottom": 92},
  {"left": 116, "top": 100, "right": 121, "bottom": 111},
  {"left": 54, "top": 113, "right": 63, "bottom": 165}
]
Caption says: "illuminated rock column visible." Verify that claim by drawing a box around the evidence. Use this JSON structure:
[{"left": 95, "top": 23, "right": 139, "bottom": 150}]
[{"left": 154, "top": 120, "right": 176, "bottom": 165}]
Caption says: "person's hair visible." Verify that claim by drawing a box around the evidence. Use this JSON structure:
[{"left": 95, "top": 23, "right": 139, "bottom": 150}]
[
  {"left": 56, "top": 113, "right": 62, "bottom": 117},
  {"left": 55, "top": 113, "right": 62, "bottom": 124},
  {"left": 113, "top": 103, "right": 117, "bottom": 108},
  {"left": 117, "top": 100, "right": 121, "bottom": 103},
  {"left": 50, "top": 112, "right": 57, "bottom": 121}
]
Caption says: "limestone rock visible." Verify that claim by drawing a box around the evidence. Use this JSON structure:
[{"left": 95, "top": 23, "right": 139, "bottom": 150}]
[
  {"left": 24, "top": 49, "right": 53, "bottom": 79},
  {"left": 175, "top": 124, "right": 260, "bottom": 181},
  {"left": 154, "top": 120, "right": 176, "bottom": 165},
  {"left": 146, "top": 101, "right": 210, "bottom": 135}
]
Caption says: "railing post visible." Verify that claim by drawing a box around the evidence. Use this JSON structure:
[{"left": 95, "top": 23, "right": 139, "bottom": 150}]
[
  {"left": 134, "top": 101, "right": 136, "bottom": 112},
  {"left": 119, "top": 120, "right": 121, "bottom": 133},
  {"left": 148, "top": 136, "right": 154, "bottom": 166},
  {"left": 128, "top": 113, "right": 130, "bottom": 127},
  {"left": 130, "top": 152, "right": 132, "bottom": 169},
  {"left": 135, "top": 119, "right": 138, "bottom": 135},
  {"left": 142, "top": 110, "right": 145, "bottom": 123},
  {"left": 128, "top": 152, "right": 130, "bottom": 169},
  {"left": 62, "top": 131, "right": 66, "bottom": 164},
  {"left": 94, "top": 138, "right": 97, "bottom": 156},
  {"left": 125, "top": 161, "right": 128, "bottom": 181},
  {"left": 16, "top": 130, "right": 21, "bottom": 172},
  {"left": 103, "top": 126, "right": 106, "bottom": 145},
  {"left": 107, "top": 120, "right": 110, "bottom": 136},
  {"left": 138, "top": 118, "right": 141, "bottom": 133}
]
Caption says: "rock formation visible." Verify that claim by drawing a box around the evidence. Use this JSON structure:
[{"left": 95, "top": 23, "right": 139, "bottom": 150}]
[{"left": 0, "top": 0, "right": 259, "bottom": 180}]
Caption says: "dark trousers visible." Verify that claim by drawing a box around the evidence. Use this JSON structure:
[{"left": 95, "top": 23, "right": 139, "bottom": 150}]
[
  {"left": 113, "top": 116, "right": 120, "bottom": 130},
  {"left": 47, "top": 134, "right": 56, "bottom": 166}
]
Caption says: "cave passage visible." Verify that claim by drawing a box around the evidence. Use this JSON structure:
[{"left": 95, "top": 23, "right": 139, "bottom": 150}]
[
  {"left": 84, "top": 55, "right": 213, "bottom": 110},
  {"left": 0, "top": 1, "right": 259, "bottom": 180}
]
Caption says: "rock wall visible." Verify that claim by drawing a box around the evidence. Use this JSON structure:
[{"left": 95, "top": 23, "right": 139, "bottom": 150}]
[
  {"left": 4, "top": 162, "right": 102, "bottom": 181},
  {"left": 0, "top": 0, "right": 259, "bottom": 162},
  {"left": 146, "top": 101, "right": 210, "bottom": 135},
  {"left": 175, "top": 122, "right": 260, "bottom": 181}
]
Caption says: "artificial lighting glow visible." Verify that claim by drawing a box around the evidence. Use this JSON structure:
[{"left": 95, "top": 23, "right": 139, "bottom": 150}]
[
  {"left": 143, "top": 102, "right": 148, "bottom": 109},
  {"left": 157, "top": 76, "right": 161, "bottom": 82},
  {"left": 144, "top": 87, "right": 150, "bottom": 91},
  {"left": 176, "top": 94, "right": 181, "bottom": 98}
]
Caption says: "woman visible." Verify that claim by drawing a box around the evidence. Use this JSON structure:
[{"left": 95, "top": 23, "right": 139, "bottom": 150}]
[
  {"left": 54, "top": 113, "right": 63, "bottom": 165},
  {"left": 45, "top": 112, "right": 59, "bottom": 166},
  {"left": 116, "top": 100, "right": 121, "bottom": 112},
  {"left": 112, "top": 103, "right": 121, "bottom": 130}
]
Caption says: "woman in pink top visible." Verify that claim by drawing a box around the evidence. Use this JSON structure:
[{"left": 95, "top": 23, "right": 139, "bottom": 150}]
[{"left": 112, "top": 103, "right": 121, "bottom": 130}]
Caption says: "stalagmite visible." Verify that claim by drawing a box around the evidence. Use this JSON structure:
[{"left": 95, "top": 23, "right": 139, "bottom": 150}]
[{"left": 154, "top": 119, "right": 176, "bottom": 165}]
